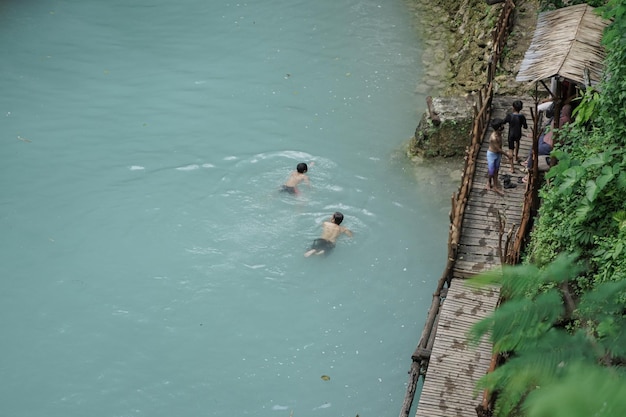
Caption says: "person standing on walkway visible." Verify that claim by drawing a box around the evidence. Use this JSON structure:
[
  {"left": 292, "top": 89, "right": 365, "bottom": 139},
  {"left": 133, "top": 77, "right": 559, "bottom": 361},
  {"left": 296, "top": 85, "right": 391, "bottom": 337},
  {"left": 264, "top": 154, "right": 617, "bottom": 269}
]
[
  {"left": 486, "top": 118, "right": 508, "bottom": 196},
  {"left": 504, "top": 100, "right": 528, "bottom": 174}
]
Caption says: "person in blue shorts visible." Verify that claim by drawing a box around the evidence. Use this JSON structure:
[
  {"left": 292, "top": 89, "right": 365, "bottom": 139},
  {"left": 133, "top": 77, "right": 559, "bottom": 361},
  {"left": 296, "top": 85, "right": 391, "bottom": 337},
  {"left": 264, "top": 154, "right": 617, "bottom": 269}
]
[
  {"left": 304, "top": 212, "right": 353, "bottom": 257},
  {"left": 486, "top": 118, "right": 509, "bottom": 196}
]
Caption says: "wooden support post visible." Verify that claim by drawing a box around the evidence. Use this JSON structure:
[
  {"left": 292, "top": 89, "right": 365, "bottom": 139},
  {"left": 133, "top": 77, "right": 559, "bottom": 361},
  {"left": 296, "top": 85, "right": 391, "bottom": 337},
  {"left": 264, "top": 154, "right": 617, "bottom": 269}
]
[
  {"left": 399, "top": 360, "right": 422, "bottom": 417},
  {"left": 531, "top": 83, "right": 541, "bottom": 212}
]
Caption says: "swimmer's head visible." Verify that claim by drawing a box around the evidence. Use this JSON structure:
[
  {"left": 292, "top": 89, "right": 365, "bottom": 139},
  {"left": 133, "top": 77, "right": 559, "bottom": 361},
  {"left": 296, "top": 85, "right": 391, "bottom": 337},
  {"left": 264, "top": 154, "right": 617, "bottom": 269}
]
[
  {"left": 491, "top": 118, "right": 505, "bottom": 131},
  {"left": 297, "top": 162, "right": 308, "bottom": 173},
  {"left": 512, "top": 100, "right": 523, "bottom": 112},
  {"left": 332, "top": 212, "right": 344, "bottom": 225}
]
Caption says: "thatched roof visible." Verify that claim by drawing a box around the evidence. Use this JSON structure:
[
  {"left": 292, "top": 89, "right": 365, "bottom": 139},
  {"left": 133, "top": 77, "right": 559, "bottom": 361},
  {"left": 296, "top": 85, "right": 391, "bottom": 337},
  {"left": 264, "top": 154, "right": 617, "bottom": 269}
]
[{"left": 516, "top": 4, "right": 609, "bottom": 86}]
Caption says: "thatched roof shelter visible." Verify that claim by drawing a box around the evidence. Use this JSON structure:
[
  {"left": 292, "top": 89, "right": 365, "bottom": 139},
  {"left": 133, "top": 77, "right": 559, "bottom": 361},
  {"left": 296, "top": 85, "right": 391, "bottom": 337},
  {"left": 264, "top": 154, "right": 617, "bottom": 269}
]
[{"left": 516, "top": 4, "right": 609, "bottom": 87}]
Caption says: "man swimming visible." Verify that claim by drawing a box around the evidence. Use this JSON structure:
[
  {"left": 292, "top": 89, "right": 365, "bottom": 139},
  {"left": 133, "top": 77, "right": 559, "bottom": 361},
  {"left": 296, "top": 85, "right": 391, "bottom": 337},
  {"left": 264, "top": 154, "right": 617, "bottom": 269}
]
[
  {"left": 304, "top": 212, "right": 353, "bottom": 257},
  {"left": 282, "top": 162, "right": 310, "bottom": 194}
]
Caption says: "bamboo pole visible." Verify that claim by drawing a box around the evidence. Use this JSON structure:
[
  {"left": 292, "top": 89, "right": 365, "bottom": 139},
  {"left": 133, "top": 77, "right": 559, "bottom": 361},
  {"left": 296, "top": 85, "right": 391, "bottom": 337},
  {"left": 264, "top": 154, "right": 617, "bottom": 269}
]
[
  {"left": 400, "top": 2, "right": 517, "bottom": 416},
  {"left": 399, "top": 361, "right": 422, "bottom": 417}
]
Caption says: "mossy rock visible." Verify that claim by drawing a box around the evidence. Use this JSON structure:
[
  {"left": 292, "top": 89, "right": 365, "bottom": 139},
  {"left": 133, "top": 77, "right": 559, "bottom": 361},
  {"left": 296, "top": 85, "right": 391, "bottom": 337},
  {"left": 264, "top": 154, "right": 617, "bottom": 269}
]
[{"left": 411, "top": 116, "right": 472, "bottom": 157}]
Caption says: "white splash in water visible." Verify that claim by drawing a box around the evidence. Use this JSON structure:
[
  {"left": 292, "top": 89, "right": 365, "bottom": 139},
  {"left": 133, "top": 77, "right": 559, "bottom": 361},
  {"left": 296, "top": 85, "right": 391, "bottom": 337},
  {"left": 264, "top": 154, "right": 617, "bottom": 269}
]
[{"left": 176, "top": 164, "right": 200, "bottom": 171}]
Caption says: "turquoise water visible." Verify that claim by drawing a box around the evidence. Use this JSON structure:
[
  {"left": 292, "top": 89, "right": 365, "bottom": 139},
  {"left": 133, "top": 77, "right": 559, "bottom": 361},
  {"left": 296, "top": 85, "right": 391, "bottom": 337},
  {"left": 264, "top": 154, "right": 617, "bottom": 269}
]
[{"left": 0, "top": 1, "right": 456, "bottom": 416}]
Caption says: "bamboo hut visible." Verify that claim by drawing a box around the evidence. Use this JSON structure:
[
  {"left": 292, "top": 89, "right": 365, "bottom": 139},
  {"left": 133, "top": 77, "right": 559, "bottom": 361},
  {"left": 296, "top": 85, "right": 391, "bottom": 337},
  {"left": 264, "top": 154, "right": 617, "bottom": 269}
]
[{"left": 516, "top": 4, "right": 609, "bottom": 90}]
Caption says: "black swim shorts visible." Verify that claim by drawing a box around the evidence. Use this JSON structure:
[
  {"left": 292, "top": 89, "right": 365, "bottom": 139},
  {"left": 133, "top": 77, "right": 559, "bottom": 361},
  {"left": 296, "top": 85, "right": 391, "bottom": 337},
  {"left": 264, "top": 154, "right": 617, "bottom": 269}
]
[
  {"left": 508, "top": 136, "right": 521, "bottom": 150},
  {"left": 310, "top": 238, "right": 335, "bottom": 253},
  {"left": 281, "top": 185, "right": 297, "bottom": 194}
]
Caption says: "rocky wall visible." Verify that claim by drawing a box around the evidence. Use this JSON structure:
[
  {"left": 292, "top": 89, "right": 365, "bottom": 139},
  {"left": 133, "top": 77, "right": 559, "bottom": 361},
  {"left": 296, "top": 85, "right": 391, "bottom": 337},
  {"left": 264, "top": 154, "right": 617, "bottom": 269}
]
[{"left": 406, "top": 0, "right": 539, "bottom": 158}]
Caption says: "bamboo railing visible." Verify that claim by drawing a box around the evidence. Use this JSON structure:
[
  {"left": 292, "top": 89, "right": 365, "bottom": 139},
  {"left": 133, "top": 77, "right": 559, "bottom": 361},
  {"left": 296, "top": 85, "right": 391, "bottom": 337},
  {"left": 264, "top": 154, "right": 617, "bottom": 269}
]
[{"left": 399, "top": 1, "right": 517, "bottom": 417}]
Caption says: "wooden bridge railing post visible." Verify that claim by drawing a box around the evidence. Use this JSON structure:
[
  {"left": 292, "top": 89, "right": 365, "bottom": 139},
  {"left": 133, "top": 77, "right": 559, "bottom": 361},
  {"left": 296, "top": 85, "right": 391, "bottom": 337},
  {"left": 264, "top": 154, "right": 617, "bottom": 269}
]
[{"left": 400, "top": 2, "right": 519, "bottom": 416}]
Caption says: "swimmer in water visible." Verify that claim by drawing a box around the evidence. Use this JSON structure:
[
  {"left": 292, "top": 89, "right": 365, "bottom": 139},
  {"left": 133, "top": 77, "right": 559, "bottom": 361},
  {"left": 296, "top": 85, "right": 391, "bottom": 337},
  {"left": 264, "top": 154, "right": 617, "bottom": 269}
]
[
  {"left": 281, "top": 162, "right": 311, "bottom": 194},
  {"left": 304, "top": 212, "right": 353, "bottom": 257}
]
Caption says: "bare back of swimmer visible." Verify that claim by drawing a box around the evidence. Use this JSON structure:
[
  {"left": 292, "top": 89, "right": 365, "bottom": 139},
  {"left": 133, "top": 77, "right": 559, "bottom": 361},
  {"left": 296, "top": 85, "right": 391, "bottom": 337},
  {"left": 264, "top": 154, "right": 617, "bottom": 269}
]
[
  {"left": 282, "top": 162, "right": 310, "bottom": 194},
  {"left": 304, "top": 212, "right": 353, "bottom": 257}
]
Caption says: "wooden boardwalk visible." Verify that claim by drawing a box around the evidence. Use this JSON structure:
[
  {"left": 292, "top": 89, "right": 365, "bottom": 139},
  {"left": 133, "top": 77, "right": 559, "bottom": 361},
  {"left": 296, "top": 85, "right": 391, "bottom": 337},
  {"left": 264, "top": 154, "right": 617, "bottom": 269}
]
[
  {"left": 454, "top": 95, "right": 534, "bottom": 278},
  {"left": 414, "top": 95, "right": 536, "bottom": 417}
]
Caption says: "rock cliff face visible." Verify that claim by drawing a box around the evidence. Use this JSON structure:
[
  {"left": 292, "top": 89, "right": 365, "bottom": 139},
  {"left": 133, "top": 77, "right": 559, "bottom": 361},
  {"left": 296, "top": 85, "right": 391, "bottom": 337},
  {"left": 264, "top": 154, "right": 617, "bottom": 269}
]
[
  {"left": 407, "top": 0, "right": 539, "bottom": 158},
  {"left": 410, "top": 0, "right": 538, "bottom": 96}
]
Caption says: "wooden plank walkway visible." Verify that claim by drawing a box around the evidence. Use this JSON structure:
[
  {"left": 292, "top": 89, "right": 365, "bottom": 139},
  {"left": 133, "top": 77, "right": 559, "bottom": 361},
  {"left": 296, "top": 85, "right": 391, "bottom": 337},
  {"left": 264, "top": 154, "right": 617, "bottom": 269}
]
[
  {"left": 414, "top": 96, "right": 535, "bottom": 417},
  {"left": 454, "top": 95, "right": 535, "bottom": 279},
  {"left": 415, "top": 283, "right": 499, "bottom": 417}
]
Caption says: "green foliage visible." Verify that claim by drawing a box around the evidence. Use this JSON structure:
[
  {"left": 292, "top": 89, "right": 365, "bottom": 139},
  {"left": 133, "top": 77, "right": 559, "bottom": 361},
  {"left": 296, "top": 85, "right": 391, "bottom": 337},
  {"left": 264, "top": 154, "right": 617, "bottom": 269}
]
[
  {"left": 467, "top": 257, "right": 626, "bottom": 417},
  {"left": 524, "top": 364, "right": 626, "bottom": 417},
  {"left": 527, "top": 109, "right": 626, "bottom": 287},
  {"left": 597, "top": 0, "right": 626, "bottom": 143},
  {"left": 571, "top": 87, "right": 600, "bottom": 125}
]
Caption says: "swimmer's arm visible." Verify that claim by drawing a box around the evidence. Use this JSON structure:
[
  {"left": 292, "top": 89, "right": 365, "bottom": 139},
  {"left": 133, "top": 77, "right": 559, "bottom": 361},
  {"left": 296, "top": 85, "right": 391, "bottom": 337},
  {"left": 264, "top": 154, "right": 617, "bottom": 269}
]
[
  {"left": 305, "top": 162, "right": 314, "bottom": 185},
  {"left": 343, "top": 228, "right": 353, "bottom": 238}
]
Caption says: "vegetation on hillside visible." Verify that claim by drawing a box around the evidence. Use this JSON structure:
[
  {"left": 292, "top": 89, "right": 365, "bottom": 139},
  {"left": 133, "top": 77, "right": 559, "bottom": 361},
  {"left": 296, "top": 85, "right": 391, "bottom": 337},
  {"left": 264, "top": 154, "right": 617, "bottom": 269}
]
[{"left": 468, "top": 1, "right": 626, "bottom": 416}]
